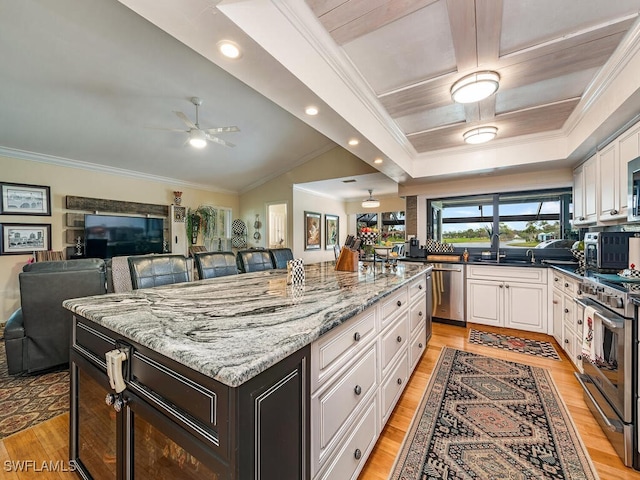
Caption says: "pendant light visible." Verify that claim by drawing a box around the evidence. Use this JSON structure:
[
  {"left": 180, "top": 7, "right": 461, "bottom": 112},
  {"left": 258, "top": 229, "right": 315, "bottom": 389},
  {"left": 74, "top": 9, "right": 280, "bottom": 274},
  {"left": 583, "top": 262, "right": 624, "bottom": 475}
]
[{"left": 362, "top": 189, "right": 380, "bottom": 209}]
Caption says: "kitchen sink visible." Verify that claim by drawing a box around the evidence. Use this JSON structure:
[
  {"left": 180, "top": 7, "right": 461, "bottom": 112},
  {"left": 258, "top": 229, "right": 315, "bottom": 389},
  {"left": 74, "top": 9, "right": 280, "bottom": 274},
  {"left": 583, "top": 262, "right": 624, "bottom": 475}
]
[{"left": 474, "top": 258, "right": 532, "bottom": 265}]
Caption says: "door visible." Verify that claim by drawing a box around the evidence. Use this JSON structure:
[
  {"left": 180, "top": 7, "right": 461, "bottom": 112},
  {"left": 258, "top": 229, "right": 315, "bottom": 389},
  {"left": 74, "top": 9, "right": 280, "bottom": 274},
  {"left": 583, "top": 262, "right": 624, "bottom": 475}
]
[{"left": 466, "top": 279, "right": 502, "bottom": 326}]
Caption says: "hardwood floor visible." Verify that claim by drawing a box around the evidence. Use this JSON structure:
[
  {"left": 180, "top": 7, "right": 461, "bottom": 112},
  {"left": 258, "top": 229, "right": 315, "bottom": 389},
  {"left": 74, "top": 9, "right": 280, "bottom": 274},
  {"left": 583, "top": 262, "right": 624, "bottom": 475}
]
[
  {"left": 359, "top": 322, "right": 640, "bottom": 480},
  {"left": 1, "top": 322, "right": 639, "bottom": 479}
]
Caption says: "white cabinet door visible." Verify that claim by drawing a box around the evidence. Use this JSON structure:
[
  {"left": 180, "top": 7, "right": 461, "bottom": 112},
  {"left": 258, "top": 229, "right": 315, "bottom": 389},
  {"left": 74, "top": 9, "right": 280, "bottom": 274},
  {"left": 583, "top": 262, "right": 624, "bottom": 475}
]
[
  {"left": 584, "top": 156, "right": 598, "bottom": 223},
  {"left": 573, "top": 165, "right": 585, "bottom": 224},
  {"left": 504, "top": 282, "right": 546, "bottom": 333},
  {"left": 466, "top": 279, "right": 502, "bottom": 327},
  {"left": 598, "top": 143, "right": 619, "bottom": 220}
]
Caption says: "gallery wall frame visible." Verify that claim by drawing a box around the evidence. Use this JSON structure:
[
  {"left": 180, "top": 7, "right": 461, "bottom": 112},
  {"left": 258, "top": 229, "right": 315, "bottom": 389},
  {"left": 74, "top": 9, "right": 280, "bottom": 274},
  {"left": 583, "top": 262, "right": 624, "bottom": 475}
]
[
  {"left": 325, "top": 214, "right": 339, "bottom": 250},
  {"left": 0, "top": 223, "right": 52, "bottom": 255},
  {"left": 304, "top": 211, "right": 321, "bottom": 250},
  {"left": 0, "top": 182, "right": 51, "bottom": 216}
]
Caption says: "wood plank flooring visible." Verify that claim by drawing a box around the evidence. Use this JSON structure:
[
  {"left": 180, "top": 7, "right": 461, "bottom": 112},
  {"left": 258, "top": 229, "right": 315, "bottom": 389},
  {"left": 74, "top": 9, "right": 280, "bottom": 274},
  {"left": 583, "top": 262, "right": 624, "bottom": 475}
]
[
  {"left": 1, "top": 322, "right": 639, "bottom": 479},
  {"left": 359, "top": 322, "right": 640, "bottom": 480}
]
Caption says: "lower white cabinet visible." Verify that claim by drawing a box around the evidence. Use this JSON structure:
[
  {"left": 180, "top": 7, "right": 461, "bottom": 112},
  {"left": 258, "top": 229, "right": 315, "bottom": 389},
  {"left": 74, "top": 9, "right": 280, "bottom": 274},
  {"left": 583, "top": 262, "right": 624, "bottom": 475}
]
[
  {"left": 551, "top": 270, "right": 584, "bottom": 372},
  {"left": 466, "top": 265, "right": 547, "bottom": 333},
  {"left": 310, "top": 274, "right": 428, "bottom": 480}
]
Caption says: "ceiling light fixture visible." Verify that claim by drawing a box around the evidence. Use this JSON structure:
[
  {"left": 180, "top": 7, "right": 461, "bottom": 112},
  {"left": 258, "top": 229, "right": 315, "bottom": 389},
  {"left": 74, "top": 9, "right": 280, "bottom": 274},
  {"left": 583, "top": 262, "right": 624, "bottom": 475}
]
[
  {"left": 348, "top": 138, "right": 359, "bottom": 146},
  {"left": 451, "top": 71, "right": 500, "bottom": 103},
  {"left": 189, "top": 129, "right": 207, "bottom": 148},
  {"left": 218, "top": 40, "right": 242, "bottom": 59},
  {"left": 463, "top": 126, "right": 498, "bottom": 144},
  {"left": 305, "top": 106, "right": 318, "bottom": 116},
  {"left": 362, "top": 189, "right": 380, "bottom": 209},
  {"left": 374, "top": 158, "right": 383, "bottom": 164}
]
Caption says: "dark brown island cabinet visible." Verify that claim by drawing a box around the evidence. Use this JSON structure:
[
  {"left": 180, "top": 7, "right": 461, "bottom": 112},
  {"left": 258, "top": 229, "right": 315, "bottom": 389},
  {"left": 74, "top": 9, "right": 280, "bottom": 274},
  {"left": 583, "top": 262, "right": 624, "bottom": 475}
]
[{"left": 66, "top": 262, "right": 431, "bottom": 479}]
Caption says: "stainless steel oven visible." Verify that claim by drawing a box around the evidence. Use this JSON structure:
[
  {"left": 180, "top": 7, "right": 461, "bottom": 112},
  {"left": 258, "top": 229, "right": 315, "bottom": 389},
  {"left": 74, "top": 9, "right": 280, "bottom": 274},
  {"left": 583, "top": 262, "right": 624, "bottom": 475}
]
[{"left": 575, "top": 277, "right": 635, "bottom": 466}]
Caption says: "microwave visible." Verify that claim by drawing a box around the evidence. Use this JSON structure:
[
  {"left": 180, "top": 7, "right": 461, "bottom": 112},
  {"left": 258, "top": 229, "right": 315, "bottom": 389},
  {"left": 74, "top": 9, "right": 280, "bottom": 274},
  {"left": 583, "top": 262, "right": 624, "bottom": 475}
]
[{"left": 584, "top": 231, "right": 635, "bottom": 270}]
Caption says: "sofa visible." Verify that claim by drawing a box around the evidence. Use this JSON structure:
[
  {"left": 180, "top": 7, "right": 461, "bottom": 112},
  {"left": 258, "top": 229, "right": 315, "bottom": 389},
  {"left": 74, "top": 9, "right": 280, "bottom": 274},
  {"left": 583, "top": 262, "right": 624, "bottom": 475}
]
[{"left": 4, "top": 258, "right": 107, "bottom": 375}]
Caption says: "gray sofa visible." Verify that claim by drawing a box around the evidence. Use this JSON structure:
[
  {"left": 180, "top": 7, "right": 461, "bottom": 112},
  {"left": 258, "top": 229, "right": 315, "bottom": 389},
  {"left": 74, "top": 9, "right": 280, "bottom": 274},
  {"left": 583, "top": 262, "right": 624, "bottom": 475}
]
[{"left": 4, "top": 258, "right": 107, "bottom": 375}]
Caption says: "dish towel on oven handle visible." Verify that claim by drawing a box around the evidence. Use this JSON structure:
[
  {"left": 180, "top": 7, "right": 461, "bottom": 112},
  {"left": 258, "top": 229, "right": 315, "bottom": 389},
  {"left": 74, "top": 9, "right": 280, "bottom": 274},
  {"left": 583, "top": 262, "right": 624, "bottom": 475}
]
[{"left": 581, "top": 305, "right": 604, "bottom": 365}]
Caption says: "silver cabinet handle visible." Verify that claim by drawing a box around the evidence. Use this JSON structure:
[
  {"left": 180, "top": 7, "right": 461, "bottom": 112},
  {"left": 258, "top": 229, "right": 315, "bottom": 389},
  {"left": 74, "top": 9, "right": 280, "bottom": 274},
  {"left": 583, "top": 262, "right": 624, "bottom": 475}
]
[
  {"left": 354, "top": 385, "right": 362, "bottom": 395},
  {"left": 396, "top": 335, "right": 402, "bottom": 343},
  {"left": 353, "top": 332, "right": 361, "bottom": 341},
  {"left": 611, "top": 209, "right": 618, "bottom": 215},
  {"left": 354, "top": 449, "right": 362, "bottom": 460}
]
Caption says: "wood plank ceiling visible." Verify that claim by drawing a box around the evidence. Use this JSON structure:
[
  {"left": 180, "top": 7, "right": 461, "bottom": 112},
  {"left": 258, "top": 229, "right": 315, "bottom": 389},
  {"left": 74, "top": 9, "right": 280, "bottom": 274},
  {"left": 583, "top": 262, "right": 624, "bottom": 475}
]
[{"left": 305, "top": 0, "right": 640, "bottom": 153}]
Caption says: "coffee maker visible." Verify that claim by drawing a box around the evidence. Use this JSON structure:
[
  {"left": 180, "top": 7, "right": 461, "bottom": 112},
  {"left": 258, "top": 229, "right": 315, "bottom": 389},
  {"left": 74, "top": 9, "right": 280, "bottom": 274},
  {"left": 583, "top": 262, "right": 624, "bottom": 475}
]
[{"left": 407, "top": 238, "right": 426, "bottom": 258}]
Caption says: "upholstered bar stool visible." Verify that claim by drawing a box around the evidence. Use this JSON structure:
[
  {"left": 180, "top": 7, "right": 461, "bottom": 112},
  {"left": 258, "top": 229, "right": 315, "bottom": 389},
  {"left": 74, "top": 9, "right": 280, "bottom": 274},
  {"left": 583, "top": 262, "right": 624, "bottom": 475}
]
[
  {"left": 236, "top": 250, "right": 274, "bottom": 273},
  {"left": 194, "top": 251, "right": 238, "bottom": 279},
  {"left": 268, "top": 248, "right": 294, "bottom": 269},
  {"left": 127, "top": 254, "right": 189, "bottom": 289}
]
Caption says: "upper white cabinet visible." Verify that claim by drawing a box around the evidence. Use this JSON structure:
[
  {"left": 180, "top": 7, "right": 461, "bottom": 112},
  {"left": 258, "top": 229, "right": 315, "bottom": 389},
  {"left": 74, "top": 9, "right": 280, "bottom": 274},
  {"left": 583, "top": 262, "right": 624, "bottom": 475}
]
[
  {"left": 573, "top": 155, "right": 597, "bottom": 225},
  {"left": 575, "top": 120, "right": 640, "bottom": 226}
]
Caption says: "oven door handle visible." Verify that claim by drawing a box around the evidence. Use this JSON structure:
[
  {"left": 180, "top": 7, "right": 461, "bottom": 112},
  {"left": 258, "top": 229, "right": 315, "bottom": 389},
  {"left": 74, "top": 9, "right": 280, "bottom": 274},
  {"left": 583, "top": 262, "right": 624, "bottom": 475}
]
[
  {"left": 575, "top": 374, "right": 622, "bottom": 433},
  {"left": 574, "top": 299, "right": 625, "bottom": 331}
]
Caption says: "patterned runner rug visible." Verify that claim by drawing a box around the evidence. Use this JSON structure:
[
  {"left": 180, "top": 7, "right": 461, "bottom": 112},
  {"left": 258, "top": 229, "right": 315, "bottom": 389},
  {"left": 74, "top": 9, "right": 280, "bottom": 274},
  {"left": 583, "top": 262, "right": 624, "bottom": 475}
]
[
  {"left": 0, "top": 343, "right": 69, "bottom": 438},
  {"left": 468, "top": 328, "right": 561, "bottom": 360},
  {"left": 390, "top": 347, "right": 598, "bottom": 480}
]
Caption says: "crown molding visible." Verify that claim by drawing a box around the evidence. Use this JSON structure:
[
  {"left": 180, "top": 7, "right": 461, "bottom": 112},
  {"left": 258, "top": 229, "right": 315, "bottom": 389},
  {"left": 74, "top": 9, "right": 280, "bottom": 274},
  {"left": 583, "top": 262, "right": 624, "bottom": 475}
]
[
  {"left": 0, "top": 146, "right": 238, "bottom": 195},
  {"left": 563, "top": 13, "right": 640, "bottom": 135}
]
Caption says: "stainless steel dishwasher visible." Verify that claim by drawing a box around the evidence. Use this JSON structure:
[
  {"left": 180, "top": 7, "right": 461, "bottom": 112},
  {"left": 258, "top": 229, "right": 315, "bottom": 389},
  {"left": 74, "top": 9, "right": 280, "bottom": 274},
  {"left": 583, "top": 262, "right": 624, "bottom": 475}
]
[{"left": 431, "top": 263, "right": 466, "bottom": 326}]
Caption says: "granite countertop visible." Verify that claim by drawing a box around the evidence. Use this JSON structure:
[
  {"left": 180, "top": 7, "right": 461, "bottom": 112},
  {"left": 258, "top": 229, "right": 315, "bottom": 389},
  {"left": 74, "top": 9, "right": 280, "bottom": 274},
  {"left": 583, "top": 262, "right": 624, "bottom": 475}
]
[
  {"left": 401, "top": 257, "right": 576, "bottom": 268},
  {"left": 64, "top": 261, "right": 430, "bottom": 388}
]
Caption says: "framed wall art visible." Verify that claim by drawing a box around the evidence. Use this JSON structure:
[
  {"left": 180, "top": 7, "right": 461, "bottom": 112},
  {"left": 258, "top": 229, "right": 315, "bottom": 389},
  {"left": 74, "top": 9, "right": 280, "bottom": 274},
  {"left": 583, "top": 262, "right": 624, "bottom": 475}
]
[
  {"left": 1, "top": 223, "right": 52, "bottom": 255},
  {"left": 325, "top": 214, "right": 339, "bottom": 250},
  {"left": 0, "top": 182, "right": 51, "bottom": 216},
  {"left": 304, "top": 211, "right": 321, "bottom": 250}
]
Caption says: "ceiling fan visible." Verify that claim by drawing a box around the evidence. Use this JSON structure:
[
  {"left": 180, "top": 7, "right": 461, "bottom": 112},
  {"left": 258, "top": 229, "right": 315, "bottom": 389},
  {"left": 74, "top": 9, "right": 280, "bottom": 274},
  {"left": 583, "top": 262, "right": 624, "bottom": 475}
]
[{"left": 167, "top": 97, "right": 239, "bottom": 148}]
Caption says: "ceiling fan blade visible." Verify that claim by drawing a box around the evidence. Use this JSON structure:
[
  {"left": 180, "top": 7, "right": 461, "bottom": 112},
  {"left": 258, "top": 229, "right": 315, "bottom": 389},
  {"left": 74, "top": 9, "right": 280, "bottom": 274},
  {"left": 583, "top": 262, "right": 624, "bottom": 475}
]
[
  {"left": 174, "top": 111, "right": 197, "bottom": 129},
  {"left": 206, "top": 134, "right": 235, "bottom": 148},
  {"left": 205, "top": 126, "right": 240, "bottom": 134}
]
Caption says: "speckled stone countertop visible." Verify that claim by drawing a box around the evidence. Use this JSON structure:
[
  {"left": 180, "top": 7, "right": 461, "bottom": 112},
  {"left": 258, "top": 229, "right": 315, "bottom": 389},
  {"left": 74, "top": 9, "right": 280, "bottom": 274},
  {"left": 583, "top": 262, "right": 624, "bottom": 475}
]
[{"left": 64, "top": 261, "right": 430, "bottom": 388}]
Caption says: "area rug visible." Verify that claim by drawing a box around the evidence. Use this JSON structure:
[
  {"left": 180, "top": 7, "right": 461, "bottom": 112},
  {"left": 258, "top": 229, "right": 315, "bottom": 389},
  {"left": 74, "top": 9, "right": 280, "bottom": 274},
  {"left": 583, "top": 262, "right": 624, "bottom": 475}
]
[
  {"left": 390, "top": 347, "right": 598, "bottom": 480},
  {"left": 0, "top": 343, "right": 69, "bottom": 438},
  {"left": 469, "top": 328, "right": 561, "bottom": 360}
]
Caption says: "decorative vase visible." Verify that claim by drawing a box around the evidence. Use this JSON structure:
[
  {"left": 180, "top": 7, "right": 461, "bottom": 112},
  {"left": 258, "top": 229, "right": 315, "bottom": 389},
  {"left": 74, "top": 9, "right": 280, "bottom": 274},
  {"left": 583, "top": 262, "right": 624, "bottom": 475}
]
[{"left": 173, "top": 191, "right": 183, "bottom": 205}]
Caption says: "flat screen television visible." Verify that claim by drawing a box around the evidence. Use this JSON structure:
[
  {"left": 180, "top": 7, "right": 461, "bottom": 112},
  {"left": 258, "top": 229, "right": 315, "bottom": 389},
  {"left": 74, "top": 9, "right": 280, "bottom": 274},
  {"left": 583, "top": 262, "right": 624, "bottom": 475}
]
[{"left": 84, "top": 214, "right": 164, "bottom": 259}]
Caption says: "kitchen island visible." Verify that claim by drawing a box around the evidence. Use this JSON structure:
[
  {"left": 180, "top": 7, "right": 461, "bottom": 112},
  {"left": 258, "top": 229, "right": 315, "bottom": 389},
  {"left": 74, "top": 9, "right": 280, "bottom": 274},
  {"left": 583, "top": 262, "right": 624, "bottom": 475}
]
[{"left": 63, "top": 261, "right": 431, "bottom": 480}]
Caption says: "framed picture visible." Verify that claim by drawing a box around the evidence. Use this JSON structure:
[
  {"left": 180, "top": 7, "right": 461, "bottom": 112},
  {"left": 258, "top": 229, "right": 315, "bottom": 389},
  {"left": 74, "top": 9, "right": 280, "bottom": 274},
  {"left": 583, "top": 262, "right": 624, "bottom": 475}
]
[
  {"left": 0, "top": 182, "right": 51, "bottom": 216},
  {"left": 1, "top": 223, "right": 51, "bottom": 255},
  {"left": 325, "top": 214, "right": 339, "bottom": 249},
  {"left": 304, "top": 211, "right": 321, "bottom": 250}
]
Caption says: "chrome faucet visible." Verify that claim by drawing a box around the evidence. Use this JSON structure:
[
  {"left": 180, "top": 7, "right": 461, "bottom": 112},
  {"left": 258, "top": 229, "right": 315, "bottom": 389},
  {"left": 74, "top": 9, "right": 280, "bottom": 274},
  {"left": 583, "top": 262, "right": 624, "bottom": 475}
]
[
  {"left": 492, "top": 233, "right": 501, "bottom": 263},
  {"left": 526, "top": 249, "right": 536, "bottom": 264}
]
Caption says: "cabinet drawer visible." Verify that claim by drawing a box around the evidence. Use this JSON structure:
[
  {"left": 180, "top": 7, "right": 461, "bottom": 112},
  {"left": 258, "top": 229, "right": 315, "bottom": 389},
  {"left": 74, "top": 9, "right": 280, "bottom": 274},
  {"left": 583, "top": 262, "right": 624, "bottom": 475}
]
[
  {"left": 562, "top": 296, "right": 574, "bottom": 324},
  {"left": 408, "top": 275, "right": 427, "bottom": 301},
  {"left": 409, "top": 326, "right": 426, "bottom": 371},
  {"left": 409, "top": 298, "right": 426, "bottom": 335},
  {"left": 380, "top": 353, "right": 408, "bottom": 424},
  {"left": 380, "top": 287, "right": 408, "bottom": 329},
  {"left": 467, "top": 265, "right": 546, "bottom": 283},
  {"left": 551, "top": 273, "right": 564, "bottom": 292},
  {"left": 311, "top": 308, "right": 377, "bottom": 392},
  {"left": 312, "top": 344, "right": 377, "bottom": 457},
  {"left": 380, "top": 313, "right": 410, "bottom": 374},
  {"left": 562, "top": 277, "right": 578, "bottom": 296},
  {"left": 74, "top": 319, "right": 117, "bottom": 367},
  {"left": 315, "top": 398, "right": 378, "bottom": 480}
]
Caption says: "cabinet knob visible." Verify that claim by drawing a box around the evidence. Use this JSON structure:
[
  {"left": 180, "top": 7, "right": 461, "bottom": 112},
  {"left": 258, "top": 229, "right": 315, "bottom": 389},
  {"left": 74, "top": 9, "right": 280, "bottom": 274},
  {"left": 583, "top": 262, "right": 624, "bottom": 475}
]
[
  {"left": 577, "top": 319, "right": 583, "bottom": 325},
  {"left": 397, "top": 300, "right": 402, "bottom": 307},
  {"left": 397, "top": 378, "right": 403, "bottom": 385},
  {"left": 505, "top": 284, "right": 510, "bottom": 289},
  {"left": 354, "top": 449, "right": 362, "bottom": 460},
  {"left": 554, "top": 277, "right": 559, "bottom": 282},
  {"left": 397, "top": 335, "right": 402, "bottom": 343},
  {"left": 354, "top": 385, "right": 362, "bottom": 396},
  {"left": 564, "top": 283, "right": 569, "bottom": 287},
  {"left": 418, "top": 284, "right": 423, "bottom": 290},
  {"left": 577, "top": 290, "right": 582, "bottom": 295},
  {"left": 611, "top": 209, "right": 618, "bottom": 215},
  {"left": 499, "top": 284, "right": 503, "bottom": 288},
  {"left": 564, "top": 308, "right": 569, "bottom": 313},
  {"left": 552, "top": 300, "right": 559, "bottom": 304},
  {"left": 353, "top": 332, "right": 361, "bottom": 342},
  {"left": 579, "top": 216, "right": 585, "bottom": 221},
  {"left": 564, "top": 339, "right": 569, "bottom": 344},
  {"left": 418, "top": 311, "right": 423, "bottom": 317},
  {"left": 577, "top": 354, "right": 582, "bottom": 360},
  {"left": 418, "top": 343, "right": 423, "bottom": 348},
  {"left": 105, "top": 393, "right": 116, "bottom": 406}
]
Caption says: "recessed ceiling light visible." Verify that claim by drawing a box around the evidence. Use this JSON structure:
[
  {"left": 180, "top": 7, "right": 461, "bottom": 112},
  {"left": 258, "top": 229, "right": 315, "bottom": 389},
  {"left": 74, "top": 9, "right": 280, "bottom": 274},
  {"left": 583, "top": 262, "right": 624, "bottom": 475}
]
[
  {"left": 451, "top": 71, "right": 500, "bottom": 104},
  {"left": 305, "top": 106, "right": 318, "bottom": 116},
  {"left": 374, "top": 158, "right": 383, "bottom": 164},
  {"left": 348, "top": 138, "right": 359, "bottom": 146},
  {"left": 463, "top": 126, "right": 498, "bottom": 144},
  {"left": 217, "top": 40, "right": 242, "bottom": 59}
]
